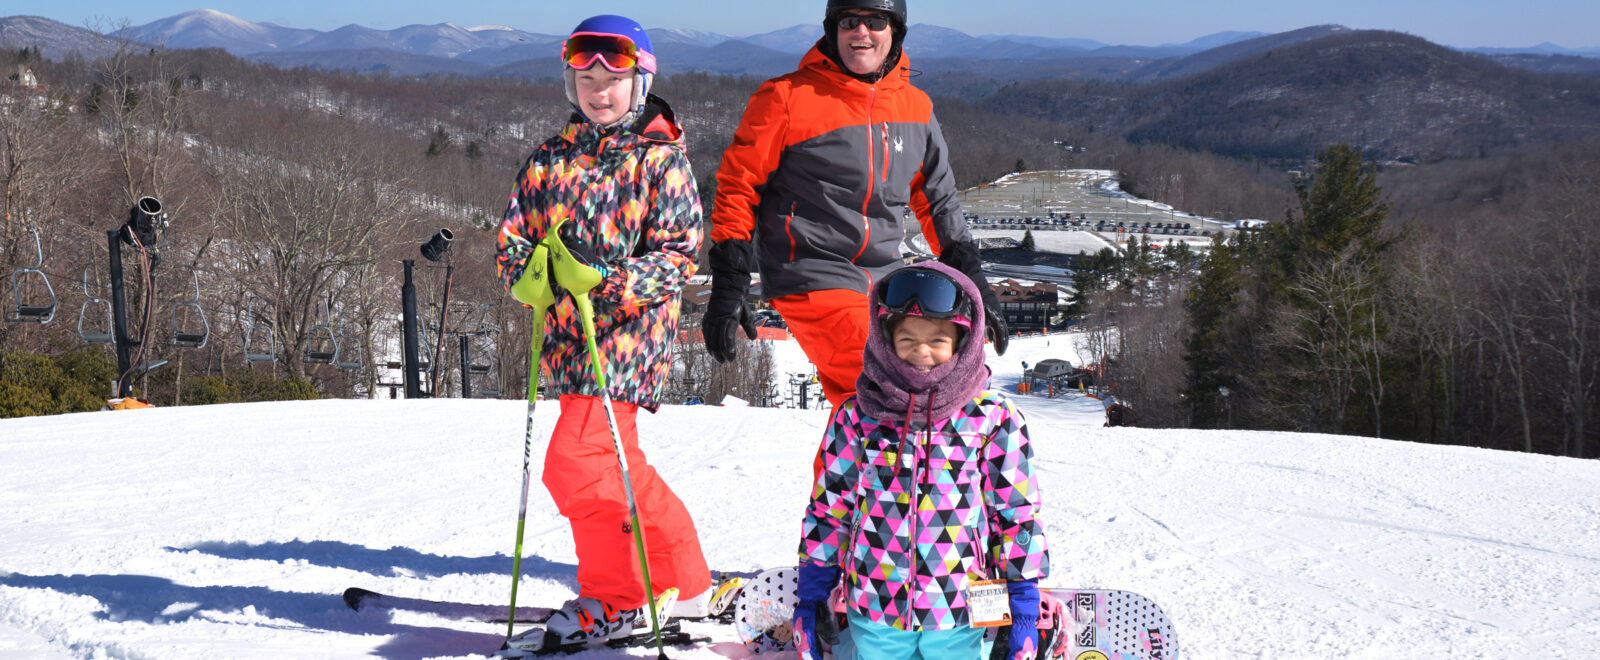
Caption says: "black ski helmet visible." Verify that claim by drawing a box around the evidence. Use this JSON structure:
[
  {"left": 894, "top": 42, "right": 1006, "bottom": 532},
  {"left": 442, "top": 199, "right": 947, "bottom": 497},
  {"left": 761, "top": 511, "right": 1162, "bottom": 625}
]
[{"left": 822, "top": 0, "right": 908, "bottom": 81}]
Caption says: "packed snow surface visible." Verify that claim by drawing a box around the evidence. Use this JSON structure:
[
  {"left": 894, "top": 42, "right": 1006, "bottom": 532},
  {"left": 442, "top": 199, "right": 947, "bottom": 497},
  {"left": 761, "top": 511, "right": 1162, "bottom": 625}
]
[{"left": 2, "top": 334, "right": 1598, "bottom": 659}]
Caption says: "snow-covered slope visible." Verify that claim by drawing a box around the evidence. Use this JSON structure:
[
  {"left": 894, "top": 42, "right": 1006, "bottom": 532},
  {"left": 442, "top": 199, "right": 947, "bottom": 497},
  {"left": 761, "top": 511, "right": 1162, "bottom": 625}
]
[{"left": 1, "top": 334, "right": 1597, "bottom": 658}]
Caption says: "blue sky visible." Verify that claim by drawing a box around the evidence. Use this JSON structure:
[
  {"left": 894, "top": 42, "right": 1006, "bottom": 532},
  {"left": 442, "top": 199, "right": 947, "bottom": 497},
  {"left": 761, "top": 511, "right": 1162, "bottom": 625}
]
[{"left": 17, "top": 1, "right": 1600, "bottom": 48}]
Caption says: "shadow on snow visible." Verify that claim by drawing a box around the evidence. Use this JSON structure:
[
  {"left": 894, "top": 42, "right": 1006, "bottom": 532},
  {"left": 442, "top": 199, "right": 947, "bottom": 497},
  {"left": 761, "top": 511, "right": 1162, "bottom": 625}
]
[
  {"left": 169, "top": 538, "right": 578, "bottom": 584},
  {"left": 1, "top": 540, "right": 583, "bottom": 659}
]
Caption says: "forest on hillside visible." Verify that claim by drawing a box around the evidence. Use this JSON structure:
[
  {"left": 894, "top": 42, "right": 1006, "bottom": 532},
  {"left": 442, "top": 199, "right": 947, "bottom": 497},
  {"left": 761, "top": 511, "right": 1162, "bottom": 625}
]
[{"left": 0, "top": 41, "right": 1593, "bottom": 458}]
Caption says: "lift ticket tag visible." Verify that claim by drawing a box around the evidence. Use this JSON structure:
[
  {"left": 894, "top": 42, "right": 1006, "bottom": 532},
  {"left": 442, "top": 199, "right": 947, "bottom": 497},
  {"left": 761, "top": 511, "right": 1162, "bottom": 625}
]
[{"left": 967, "top": 579, "right": 1011, "bottom": 628}]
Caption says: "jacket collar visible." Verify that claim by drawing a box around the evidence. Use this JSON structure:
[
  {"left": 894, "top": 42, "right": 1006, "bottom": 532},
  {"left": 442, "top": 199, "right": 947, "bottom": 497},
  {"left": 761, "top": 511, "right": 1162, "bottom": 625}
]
[{"left": 560, "top": 94, "right": 684, "bottom": 148}]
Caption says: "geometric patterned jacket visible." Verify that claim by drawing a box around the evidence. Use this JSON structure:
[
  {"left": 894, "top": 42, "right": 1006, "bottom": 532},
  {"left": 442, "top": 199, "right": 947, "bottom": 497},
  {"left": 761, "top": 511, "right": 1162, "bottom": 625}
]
[
  {"left": 798, "top": 390, "right": 1050, "bottom": 631},
  {"left": 495, "top": 97, "right": 701, "bottom": 411}
]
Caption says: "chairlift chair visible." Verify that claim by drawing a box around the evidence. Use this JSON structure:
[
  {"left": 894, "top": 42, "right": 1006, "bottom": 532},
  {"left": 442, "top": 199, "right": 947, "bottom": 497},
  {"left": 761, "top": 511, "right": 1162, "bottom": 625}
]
[
  {"left": 7, "top": 225, "right": 57, "bottom": 324},
  {"left": 243, "top": 304, "right": 277, "bottom": 363},
  {"left": 335, "top": 329, "right": 363, "bottom": 371},
  {"left": 171, "top": 271, "right": 210, "bottom": 349},
  {"left": 466, "top": 321, "right": 498, "bottom": 375},
  {"left": 77, "top": 265, "right": 113, "bottom": 345},
  {"left": 477, "top": 372, "right": 502, "bottom": 398},
  {"left": 416, "top": 331, "right": 436, "bottom": 374},
  {"left": 303, "top": 299, "right": 339, "bottom": 365},
  {"left": 467, "top": 323, "right": 500, "bottom": 398}
]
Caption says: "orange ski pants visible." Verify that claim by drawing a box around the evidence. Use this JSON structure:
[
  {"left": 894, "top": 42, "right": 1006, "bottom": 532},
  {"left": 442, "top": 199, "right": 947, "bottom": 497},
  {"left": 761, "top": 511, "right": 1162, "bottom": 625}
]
[
  {"left": 770, "top": 288, "right": 872, "bottom": 409},
  {"left": 771, "top": 289, "right": 873, "bottom": 480},
  {"left": 543, "top": 394, "right": 711, "bottom": 609}
]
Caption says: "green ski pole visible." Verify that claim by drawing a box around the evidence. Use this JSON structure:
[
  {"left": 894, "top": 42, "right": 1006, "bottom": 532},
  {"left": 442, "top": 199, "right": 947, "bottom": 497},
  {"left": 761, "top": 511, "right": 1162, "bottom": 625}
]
[
  {"left": 504, "top": 242, "right": 555, "bottom": 644},
  {"left": 546, "top": 220, "right": 669, "bottom": 659}
]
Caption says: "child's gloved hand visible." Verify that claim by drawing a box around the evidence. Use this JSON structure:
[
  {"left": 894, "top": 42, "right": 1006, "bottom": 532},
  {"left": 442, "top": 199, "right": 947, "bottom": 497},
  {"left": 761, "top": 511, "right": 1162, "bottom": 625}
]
[
  {"left": 990, "top": 579, "right": 1040, "bottom": 660},
  {"left": 794, "top": 564, "right": 840, "bottom": 660},
  {"left": 555, "top": 222, "right": 610, "bottom": 280}
]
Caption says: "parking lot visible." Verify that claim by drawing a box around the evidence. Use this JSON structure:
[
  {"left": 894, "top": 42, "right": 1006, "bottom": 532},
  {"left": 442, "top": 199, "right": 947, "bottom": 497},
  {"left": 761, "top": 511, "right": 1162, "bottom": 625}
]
[{"left": 953, "top": 170, "right": 1233, "bottom": 252}]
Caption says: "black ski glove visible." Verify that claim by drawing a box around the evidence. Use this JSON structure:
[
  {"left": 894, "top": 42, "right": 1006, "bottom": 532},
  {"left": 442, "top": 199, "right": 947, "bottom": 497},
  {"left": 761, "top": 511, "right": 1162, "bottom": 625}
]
[
  {"left": 555, "top": 223, "right": 609, "bottom": 275},
  {"left": 940, "top": 240, "right": 1009, "bottom": 355},
  {"left": 551, "top": 221, "right": 613, "bottom": 301},
  {"left": 704, "top": 239, "right": 758, "bottom": 363}
]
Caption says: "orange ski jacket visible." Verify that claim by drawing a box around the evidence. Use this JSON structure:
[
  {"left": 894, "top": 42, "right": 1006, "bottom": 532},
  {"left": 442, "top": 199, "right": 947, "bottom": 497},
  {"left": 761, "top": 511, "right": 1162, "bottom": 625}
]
[{"left": 711, "top": 44, "right": 970, "bottom": 299}]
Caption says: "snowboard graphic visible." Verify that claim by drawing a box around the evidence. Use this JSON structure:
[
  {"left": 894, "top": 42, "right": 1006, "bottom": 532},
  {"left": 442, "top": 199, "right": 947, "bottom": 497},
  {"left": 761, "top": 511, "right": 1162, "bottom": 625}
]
[
  {"left": 1039, "top": 589, "right": 1179, "bottom": 660},
  {"left": 733, "top": 571, "right": 1180, "bottom": 660},
  {"left": 732, "top": 566, "right": 799, "bottom": 652}
]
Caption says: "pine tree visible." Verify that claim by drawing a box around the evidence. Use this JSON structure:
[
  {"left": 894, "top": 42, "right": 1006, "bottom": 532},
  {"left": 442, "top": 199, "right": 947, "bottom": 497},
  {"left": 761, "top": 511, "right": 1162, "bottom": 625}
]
[
  {"left": 1184, "top": 233, "right": 1250, "bottom": 428},
  {"left": 1021, "top": 229, "right": 1036, "bottom": 251},
  {"left": 1260, "top": 144, "right": 1397, "bottom": 434},
  {"left": 425, "top": 125, "right": 451, "bottom": 157}
]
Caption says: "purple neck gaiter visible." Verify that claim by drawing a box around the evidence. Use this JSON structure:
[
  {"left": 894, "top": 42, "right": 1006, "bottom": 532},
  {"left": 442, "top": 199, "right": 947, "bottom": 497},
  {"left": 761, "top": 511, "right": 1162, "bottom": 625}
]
[{"left": 855, "top": 261, "right": 991, "bottom": 424}]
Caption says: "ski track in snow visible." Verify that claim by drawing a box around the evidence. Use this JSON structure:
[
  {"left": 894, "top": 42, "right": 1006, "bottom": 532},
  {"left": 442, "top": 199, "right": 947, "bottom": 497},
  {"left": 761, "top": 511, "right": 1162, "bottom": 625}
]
[{"left": 2, "top": 334, "right": 1599, "bottom": 659}]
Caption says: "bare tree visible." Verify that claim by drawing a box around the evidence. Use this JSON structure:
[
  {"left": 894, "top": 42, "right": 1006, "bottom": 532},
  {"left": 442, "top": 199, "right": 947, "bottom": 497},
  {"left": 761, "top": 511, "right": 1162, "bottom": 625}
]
[{"left": 211, "top": 113, "right": 409, "bottom": 382}]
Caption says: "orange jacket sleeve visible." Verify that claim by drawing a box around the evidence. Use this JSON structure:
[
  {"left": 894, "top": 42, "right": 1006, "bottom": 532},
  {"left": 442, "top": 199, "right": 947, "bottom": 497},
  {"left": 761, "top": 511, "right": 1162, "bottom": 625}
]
[{"left": 711, "top": 80, "right": 791, "bottom": 244}]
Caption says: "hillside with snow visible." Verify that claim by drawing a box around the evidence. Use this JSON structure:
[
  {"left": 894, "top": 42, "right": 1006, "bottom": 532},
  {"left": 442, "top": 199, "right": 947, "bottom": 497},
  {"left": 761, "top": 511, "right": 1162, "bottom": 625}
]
[{"left": 2, "top": 334, "right": 1597, "bottom": 659}]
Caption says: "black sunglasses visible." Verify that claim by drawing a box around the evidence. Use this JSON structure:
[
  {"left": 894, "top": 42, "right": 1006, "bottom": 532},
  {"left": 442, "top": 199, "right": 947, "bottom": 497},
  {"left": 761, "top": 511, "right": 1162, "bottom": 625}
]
[{"left": 838, "top": 15, "right": 891, "bottom": 32}]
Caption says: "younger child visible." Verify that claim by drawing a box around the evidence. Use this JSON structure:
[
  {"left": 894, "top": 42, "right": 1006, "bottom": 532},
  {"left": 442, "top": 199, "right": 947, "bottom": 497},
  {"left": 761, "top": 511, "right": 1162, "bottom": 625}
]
[
  {"left": 494, "top": 14, "right": 711, "bottom": 646},
  {"left": 794, "top": 261, "right": 1050, "bottom": 659}
]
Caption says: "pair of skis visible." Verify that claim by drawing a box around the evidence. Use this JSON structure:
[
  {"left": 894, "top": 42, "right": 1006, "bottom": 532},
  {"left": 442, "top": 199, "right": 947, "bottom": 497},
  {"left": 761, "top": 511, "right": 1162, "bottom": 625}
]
[
  {"left": 344, "top": 577, "right": 746, "bottom": 656},
  {"left": 504, "top": 221, "right": 667, "bottom": 657}
]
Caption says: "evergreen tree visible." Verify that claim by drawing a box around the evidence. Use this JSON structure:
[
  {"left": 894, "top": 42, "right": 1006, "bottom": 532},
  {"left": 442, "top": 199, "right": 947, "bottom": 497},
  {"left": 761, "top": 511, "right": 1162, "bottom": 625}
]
[
  {"left": 84, "top": 83, "right": 105, "bottom": 115},
  {"left": 1183, "top": 233, "right": 1258, "bottom": 427},
  {"left": 425, "top": 125, "right": 451, "bottom": 157},
  {"left": 1260, "top": 144, "right": 1397, "bottom": 434},
  {"left": 1021, "top": 229, "right": 1036, "bottom": 251}
]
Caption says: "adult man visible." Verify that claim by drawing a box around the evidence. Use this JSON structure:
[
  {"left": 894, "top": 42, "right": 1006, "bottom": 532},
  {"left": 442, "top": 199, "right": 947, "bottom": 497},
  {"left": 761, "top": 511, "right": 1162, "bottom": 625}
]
[{"left": 704, "top": 0, "right": 1007, "bottom": 408}]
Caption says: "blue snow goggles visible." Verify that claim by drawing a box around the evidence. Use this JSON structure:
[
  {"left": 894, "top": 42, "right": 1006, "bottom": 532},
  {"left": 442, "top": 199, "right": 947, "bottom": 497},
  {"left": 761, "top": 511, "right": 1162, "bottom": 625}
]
[{"left": 877, "top": 268, "right": 973, "bottom": 322}]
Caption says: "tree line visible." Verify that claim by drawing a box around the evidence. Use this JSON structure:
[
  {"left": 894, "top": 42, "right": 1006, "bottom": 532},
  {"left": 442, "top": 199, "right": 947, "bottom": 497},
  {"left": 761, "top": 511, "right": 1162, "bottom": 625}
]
[
  {"left": 1079, "top": 143, "right": 1597, "bottom": 459},
  {"left": 1, "top": 41, "right": 1593, "bottom": 459}
]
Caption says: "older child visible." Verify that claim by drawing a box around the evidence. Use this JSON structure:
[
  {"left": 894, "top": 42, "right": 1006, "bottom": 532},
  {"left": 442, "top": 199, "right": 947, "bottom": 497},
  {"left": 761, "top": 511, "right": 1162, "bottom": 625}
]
[
  {"left": 494, "top": 14, "right": 711, "bottom": 646},
  {"left": 794, "top": 261, "right": 1050, "bottom": 660}
]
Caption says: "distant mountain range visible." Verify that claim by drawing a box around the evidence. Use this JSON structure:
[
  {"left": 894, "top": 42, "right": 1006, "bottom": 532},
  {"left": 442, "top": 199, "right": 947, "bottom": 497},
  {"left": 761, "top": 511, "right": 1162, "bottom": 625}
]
[
  {"left": 978, "top": 29, "right": 1600, "bottom": 162},
  {"left": 3, "top": 9, "right": 1598, "bottom": 84},
  {"left": 3, "top": 9, "right": 1587, "bottom": 77}
]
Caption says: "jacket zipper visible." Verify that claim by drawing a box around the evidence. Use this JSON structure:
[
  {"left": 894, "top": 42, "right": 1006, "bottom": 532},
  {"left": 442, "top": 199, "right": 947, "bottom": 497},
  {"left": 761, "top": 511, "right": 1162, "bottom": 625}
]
[
  {"left": 880, "top": 121, "right": 891, "bottom": 183},
  {"left": 852, "top": 86, "right": 878, "bottom": 264},
  {"left": 784, "top": 202, "right": 798, "bottom": 262}
]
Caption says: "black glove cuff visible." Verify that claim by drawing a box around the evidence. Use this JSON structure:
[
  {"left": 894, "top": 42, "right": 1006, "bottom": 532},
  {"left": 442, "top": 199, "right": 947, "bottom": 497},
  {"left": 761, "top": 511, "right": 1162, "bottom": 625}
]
[
  {"left": 709, "top": 240, "right": 754, "bottom": 294},
  {"left": 937, "top": 240, "right": 981, "bottom": 274}
]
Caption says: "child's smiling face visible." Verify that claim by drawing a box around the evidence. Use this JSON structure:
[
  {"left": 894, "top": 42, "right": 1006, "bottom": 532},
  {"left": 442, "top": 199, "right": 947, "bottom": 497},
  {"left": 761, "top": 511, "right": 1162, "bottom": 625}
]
[
  {"left": 892, "top": 315, "right": 959, "bottom": 372},
  {"left": 572, "top": 67, "right": 633, "bottom": 125}
]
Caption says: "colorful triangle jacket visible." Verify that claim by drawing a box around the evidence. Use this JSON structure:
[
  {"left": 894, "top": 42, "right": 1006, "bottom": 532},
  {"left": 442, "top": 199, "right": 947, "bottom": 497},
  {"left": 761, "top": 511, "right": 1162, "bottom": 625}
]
[{"left": 799, "top": 390, "right": 1050, "bottom": 631}]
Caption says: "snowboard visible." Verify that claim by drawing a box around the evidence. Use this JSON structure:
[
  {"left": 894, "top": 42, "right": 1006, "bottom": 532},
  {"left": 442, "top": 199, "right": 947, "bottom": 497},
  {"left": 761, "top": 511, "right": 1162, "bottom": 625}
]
[
  {"left": 1039, "top": 588, "right": 1179, "bottom": 660},
  {"left": 731, "top": 568, "right": 1179, "bottom": 660},
  {"left": 733, "top": 566, "right": 800, "bottom": 652}
]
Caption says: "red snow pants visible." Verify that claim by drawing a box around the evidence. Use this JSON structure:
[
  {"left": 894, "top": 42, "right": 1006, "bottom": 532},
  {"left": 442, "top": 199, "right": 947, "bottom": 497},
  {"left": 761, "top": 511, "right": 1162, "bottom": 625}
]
[
  {"left": 543, "top": 394, "right": 711, "bottom": 609},
  {"left": 770, "top": 288, "right": 871, "bottom": 409}
]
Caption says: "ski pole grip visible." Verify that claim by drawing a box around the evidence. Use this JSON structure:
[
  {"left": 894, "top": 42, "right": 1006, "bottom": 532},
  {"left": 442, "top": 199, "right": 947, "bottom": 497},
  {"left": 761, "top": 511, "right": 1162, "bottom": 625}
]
[
  {"left": 544, "top": 220, "right": 604, "bottom": 296},
  {"left": 511, "top": 243, "right": 556, "bottom": 309}
]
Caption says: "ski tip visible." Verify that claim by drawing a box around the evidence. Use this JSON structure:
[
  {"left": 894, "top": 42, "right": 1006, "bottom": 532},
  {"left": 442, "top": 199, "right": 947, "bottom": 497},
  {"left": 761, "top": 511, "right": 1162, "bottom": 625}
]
[{"left": 342, "top": 587, "right": 376, "bottom": 611}]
